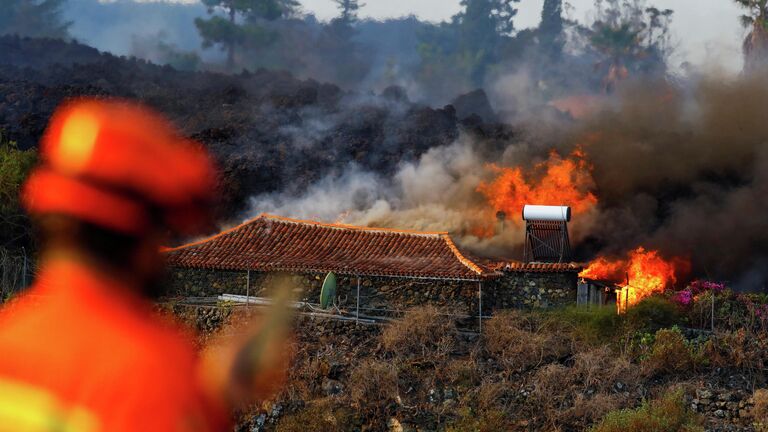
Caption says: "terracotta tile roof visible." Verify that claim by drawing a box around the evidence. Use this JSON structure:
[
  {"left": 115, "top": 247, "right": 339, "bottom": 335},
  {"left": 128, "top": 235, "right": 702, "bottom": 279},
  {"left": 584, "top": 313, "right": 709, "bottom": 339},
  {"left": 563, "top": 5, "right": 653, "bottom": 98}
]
[
  {"left": 501, "top": 261, "right": 584, "bottom": 273},
  {"left": 165, "top": 214, "right": 492, "bottom": 280}
]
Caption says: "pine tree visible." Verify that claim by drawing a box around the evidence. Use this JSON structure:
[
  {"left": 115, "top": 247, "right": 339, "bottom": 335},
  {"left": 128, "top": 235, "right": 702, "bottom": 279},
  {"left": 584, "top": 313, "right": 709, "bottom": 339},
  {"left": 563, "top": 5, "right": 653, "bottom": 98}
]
[{"left": 333, "top": 0, "right": 362, "bottom": 25}]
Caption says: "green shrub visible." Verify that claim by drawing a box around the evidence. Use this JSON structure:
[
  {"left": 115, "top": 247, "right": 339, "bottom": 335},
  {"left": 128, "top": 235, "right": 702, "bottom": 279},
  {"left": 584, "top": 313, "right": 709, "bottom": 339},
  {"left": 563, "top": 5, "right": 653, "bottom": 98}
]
[
  {"left": 641, "top": 328, "right": 696, "bottom": 377},
  {"left": 590, "top": 389, "right": 703, "bottom": 432},
  {"left": 546, "top": 305, "right": 623, "bottom": 345},
  {"left": 625, "top": 296, "right": 684, "bottom": 332}
]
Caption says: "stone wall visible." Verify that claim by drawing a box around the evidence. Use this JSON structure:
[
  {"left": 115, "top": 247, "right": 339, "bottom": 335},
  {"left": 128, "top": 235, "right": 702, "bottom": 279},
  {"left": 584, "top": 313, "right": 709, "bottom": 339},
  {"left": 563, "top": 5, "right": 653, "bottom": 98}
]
[
  {"left": 487, "top": 272, "right": 579, "bottom": 309},
  {"left": 166, "top": 267, "right": 579, "bottom": 314},
  {"left": 167, "top": 268, "right": 479, "bottom": 315}
]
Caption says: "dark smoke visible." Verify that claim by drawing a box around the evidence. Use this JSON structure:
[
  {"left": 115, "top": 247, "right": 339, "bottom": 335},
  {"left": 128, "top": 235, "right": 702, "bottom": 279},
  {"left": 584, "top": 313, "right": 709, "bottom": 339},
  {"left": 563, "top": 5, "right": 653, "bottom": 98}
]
[{"left": 554, "top": 75, "right": 768, "bottom": 289}]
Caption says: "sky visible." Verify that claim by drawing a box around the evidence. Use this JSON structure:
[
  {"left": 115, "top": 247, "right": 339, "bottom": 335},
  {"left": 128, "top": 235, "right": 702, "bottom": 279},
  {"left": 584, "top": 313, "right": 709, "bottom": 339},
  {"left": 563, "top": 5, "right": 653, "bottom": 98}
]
[{"left": 298, "top": 0, "right": 746, "bottom": 74}]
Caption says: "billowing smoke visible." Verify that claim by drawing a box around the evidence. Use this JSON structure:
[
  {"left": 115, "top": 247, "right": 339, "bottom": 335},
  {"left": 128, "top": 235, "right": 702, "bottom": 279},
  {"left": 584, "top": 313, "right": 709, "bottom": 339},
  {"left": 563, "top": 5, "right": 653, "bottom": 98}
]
[
  {"left": 248, "top": 133, "right": 598, "bottom": 259},
  {"left": 575, "top": 75, "right": 768, "bottom": 289},
  {"left": 248, "top": 72, "right": 768, "bottom": 290}
]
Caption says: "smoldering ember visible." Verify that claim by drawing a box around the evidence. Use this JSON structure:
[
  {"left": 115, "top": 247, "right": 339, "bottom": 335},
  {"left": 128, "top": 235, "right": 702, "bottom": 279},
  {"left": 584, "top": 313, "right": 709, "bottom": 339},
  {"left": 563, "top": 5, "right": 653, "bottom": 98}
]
[{"left": 3, "top": 0, "right": 768, "bottom": 431}]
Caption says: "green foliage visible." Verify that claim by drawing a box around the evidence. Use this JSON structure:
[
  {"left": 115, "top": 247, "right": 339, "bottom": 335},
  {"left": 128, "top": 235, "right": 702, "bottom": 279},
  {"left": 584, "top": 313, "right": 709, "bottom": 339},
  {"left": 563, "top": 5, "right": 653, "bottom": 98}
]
[
  {"left": 546, "top": 305, "right": 623, "bottom": 345},
  {"left": 624, "top": 296, "right": 683, "bottom": 333},
  {"left": 579, "top": 0, "right": 673, "bottom": 91},
  {"left": 539, "top": 0, "right": 565, "bottom": 60},
  {"left": 333, "top": 0, "right": 362, "bottom": 25},
  {"left": 640, "top": 327, "right": 698, "bottom": 376},
  {"left": 734, "top": 0, "right": 768, "bottom": 30},
  {"left": 0, "top": 133, "right": 36, "bottom": 248},
  {"left": 195, "top": 0, "right": 296, "bottom": 69},
  {"left": 415, "top": 0, "right": 520, "bottom": 93},
  {"left": 590, "top": 388, "right": 703, "bottom": 432},
  {"left": 0, "top": 0, "right": 71, "bottom": 39}
]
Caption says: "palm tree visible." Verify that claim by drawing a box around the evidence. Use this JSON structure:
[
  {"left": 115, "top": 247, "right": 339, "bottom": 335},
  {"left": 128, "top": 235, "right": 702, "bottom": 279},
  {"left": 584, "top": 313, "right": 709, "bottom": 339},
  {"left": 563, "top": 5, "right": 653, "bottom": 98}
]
[
  {"left": 733, "top": 0, "right": 768, "bottom": 72},
  {"left": 582, "top": 0, "right": 672, "bottom": 93}
]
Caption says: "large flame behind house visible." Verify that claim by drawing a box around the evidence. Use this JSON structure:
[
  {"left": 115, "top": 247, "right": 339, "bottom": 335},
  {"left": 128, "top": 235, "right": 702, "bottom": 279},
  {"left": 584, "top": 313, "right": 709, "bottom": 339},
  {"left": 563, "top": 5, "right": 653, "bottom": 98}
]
[{"left": 477, "top": 149, "right": 598, "bottom": 229}]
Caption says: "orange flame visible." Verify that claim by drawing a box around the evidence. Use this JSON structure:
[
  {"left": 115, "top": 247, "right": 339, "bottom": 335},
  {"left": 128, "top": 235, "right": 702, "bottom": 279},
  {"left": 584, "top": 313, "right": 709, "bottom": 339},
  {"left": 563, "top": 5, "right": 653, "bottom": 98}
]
[
  {"left": 580, "top": 247, "right": 689, "bottom": 312},
  {"left": 476, "top": 149, "right": 597, "bottom": 231}
]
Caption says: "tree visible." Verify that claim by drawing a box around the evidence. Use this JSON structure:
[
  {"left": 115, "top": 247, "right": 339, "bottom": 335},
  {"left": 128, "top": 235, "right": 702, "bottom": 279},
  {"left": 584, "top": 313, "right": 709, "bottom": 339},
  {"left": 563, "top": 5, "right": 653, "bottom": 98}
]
[
  {"left": 195, "top": 0, "right": 298, "bottom": 69},
  {"left": 733, "top": 0, "right": 768, "bottom": 73},
  {"left": 313, "top": 0, "right": 368, "bottom": 84},
  {"left": 416, "top": 0, "right": 520, "bottom": 93},
  {"left": 333, "top": 0, "right": 362, "bottom": 25},
  {"left": 539, "top": 0, "right": 565, "bottom": 61},
  {"left": 581, "top": 0, "right": 673, "bottom": 93},
  {"left": 0, "top": 0, "right": 71, "bottom": 39}
]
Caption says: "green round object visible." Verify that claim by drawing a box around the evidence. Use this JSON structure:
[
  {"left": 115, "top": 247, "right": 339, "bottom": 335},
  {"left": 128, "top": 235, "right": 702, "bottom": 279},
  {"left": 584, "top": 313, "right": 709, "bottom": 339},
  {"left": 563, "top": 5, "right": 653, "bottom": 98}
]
[{"left": 320, "top": 272, "right": 337, "bottom": 309}]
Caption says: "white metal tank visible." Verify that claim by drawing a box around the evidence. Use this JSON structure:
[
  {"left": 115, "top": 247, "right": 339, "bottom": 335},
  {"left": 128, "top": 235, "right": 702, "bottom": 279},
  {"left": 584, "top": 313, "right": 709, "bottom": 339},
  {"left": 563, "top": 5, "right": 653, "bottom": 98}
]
[{"left": 522, "top": 205, "right": 571, "bottom": 222}]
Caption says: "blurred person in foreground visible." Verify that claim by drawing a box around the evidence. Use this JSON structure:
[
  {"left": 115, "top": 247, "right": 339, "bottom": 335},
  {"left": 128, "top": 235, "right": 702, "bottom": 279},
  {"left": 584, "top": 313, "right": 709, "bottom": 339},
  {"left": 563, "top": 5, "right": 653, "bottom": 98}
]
[{"left": 0, "top": 98, "right": 288, "bottom": 431}]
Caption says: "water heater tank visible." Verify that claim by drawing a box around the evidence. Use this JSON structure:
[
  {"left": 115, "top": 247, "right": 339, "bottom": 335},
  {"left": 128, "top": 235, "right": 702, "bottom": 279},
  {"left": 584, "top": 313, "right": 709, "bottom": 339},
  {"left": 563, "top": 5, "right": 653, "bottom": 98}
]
[{"left": 522, "top": 205, "right": 571, "bottom": 222}]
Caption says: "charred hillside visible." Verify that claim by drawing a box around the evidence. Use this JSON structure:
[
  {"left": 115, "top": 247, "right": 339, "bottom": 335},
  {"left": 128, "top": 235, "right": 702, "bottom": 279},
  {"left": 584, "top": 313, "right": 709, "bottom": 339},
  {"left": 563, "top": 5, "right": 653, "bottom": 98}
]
[{"left": 0, "top": 36, "right": 513, "bottom": 217}]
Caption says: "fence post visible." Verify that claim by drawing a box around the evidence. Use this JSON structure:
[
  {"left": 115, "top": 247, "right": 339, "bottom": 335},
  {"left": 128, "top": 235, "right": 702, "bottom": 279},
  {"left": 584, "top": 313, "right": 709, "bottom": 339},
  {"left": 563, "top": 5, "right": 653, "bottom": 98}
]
[
  {"left": 246, "top": 270, "right": 251, "bottom": 309},
  {"left": 356, "top": 276, "right": 361, "bottom": 325},
  {"left": 478, "top": 281, "right": 483, "bottom": 333}
]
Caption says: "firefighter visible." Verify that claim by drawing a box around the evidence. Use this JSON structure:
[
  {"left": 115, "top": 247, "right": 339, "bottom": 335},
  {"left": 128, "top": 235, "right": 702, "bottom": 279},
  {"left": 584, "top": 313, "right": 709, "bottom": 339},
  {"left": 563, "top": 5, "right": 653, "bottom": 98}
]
[{"left": 0, "top": 99, "right": 255, "bottom": 431}]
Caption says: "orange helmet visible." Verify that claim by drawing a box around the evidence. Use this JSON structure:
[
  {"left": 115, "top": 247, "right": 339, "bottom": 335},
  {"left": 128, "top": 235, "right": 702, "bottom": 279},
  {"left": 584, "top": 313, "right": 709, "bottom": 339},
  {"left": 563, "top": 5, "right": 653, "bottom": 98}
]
[{"left": 22, "top": 98, "right": 218, "bottom": 235}]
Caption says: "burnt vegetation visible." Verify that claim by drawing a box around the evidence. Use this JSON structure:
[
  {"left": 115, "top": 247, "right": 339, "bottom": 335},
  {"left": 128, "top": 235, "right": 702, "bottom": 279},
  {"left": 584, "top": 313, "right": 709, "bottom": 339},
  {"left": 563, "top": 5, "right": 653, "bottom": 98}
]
[
  {"left": 0, "top": 35, "right": 513, "bottom": 229},
  {"left": 170, "top": 289, "right": 768, "bottom": 432}
]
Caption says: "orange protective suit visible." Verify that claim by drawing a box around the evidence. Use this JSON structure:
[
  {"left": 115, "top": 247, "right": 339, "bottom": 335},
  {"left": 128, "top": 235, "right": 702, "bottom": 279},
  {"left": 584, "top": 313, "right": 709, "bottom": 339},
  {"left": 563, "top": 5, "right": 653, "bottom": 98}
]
[
  {"left": 0, "top": 260, "right": 229, "bottom": 431},
  {"left": 0, "top": 98, "right": 227, "bottom": 431}
]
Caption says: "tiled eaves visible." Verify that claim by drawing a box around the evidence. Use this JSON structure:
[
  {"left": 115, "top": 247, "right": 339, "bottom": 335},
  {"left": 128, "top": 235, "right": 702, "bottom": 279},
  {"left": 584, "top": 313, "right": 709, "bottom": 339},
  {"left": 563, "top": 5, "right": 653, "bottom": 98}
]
[{"left": 165, "top": 214, "right": 496, "bottom": 280}]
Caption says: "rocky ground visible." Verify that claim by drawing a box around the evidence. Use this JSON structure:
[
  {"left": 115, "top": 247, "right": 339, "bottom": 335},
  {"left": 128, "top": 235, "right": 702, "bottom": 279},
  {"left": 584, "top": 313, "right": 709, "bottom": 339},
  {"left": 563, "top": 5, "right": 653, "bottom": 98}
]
[{"left": 0, "top": 35, "right": 518, "bottom": 218}]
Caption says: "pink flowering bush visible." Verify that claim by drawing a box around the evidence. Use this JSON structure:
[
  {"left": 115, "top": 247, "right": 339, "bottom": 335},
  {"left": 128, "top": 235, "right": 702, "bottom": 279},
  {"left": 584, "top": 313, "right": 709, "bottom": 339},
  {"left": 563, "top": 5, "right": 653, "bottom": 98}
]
[{"left": 671, "top": 280, "right": 725, "bottom": 307}]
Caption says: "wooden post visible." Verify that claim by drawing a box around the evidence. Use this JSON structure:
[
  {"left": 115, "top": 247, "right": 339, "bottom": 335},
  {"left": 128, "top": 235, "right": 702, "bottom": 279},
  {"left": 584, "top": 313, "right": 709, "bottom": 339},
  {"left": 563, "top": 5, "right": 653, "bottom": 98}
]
[{"left": 356, "top": 276, "right": 361, "bottom": 324}]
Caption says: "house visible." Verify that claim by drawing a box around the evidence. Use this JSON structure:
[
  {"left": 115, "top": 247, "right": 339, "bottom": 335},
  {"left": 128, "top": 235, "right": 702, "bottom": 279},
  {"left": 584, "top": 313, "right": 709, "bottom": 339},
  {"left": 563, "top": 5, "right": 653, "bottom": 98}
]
[{"left": 164, "top": 214, "right": 583, "bottom": 315}]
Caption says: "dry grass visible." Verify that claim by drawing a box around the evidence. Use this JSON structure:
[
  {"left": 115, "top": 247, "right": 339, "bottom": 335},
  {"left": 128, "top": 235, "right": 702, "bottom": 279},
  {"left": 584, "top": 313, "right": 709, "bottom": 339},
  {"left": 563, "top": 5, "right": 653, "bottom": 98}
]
[
  {"left": 484, "top": 310, "right": 572, "bottom": 373},
  {"left": 442, "top": 358, "right": 481, "bottom": 388},
  {"left": 533, "top": 363, "right": 576, "bottom": 403},
  {"left": 381, "top": 305, "right": 457, "bottom": 362},
  {"left": 280, "top": 349, "right": 327, "bottom": 402},
  {"left": 275, "top": 399, "right": 354, "bottom": 432},
  {"left": 560, "top": 393, "right": 625, "bottom": 426},
  {"left": 348, "top": 359, "right": 399, "bottom": 415},
  {"left": 574, "top": 347, "right": 639, "bottom": 393},
  {"left": 705, "top": 329, "right": 767, "bottom": 381},
  {"left": 448, "top": 379, "right": 513, "bottom": 432},
  {"left": 532, "top": 347, "right": 638, "bottom": 429},
  {"left": 752, "top": 389, "right": 768, "bottom": 431}
]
